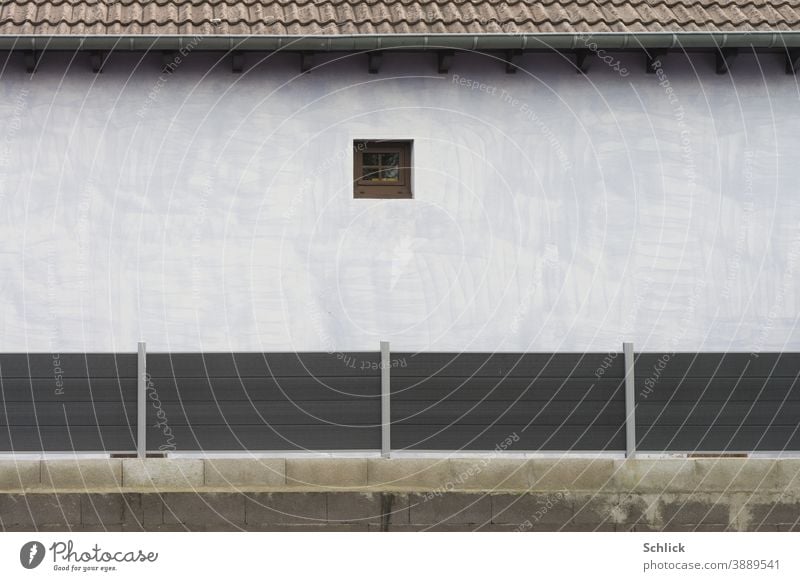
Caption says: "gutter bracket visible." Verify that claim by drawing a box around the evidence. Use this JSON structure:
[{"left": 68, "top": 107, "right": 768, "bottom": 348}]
[
  {"left": 90, "top": 50, "right": 105, "bottom": 73},
  {"left": 504, "top": 49, "right": 521, "bottom": 74},
  {"left": 716, "top": 47, "right": 738, "bottom": 74},
  {"left": 24, "top": 50, "right": 39, "bottom": 74},
  {"left": 231, "top": 50, "right": 244, "bottom": 73},
  {"left": 300, "top": 51, "right": 314, "bottom": 73},
  {"left": 367, "top": 51, "right": 381, "bottom": 74},
  {"left": 786, "top": 48, "right": 800, "bottom": 74},
  {"left": 574, "top": 49, "right": 590, "bottom": 74},
  {"left": 161, "top": 50, "right": 178, "bottom": 73},
  {"left": 437, "top": 50, "right": 454, "bottom": 74},
  {"left": 645, "top": 49, "right": 667, "bottom": 74}
]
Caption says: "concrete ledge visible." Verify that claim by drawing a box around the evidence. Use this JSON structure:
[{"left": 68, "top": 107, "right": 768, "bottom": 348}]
[
  {"left": 122, "top": 459, "right": 204, "bottom": 491},
  {"left": 0, "top": 461, "right": 40, "bottom": 489},
  {"left": 286, "top": 458, "right": 368, "bottom": 488},
  {"left": 42, "top": 459, "right": 122, "bottom": 490},
  {"left": 204, "top": 459, "right": 286, "bottom": 488},
  {"left": 0, "top": 457, "right": 798, "bottom": 496}
]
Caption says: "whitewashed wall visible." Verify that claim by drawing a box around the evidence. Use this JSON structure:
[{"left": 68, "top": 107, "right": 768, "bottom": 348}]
[{"left": 0, "top": 49, "right": 798, "bottom": 353}]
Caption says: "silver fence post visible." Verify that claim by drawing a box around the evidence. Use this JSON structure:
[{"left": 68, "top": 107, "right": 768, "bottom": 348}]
[
  {"left": 137, "top": 341, "right": 147, "bottom": 459},
  {"left": 380, "top": 341, "right": 391, "bottom": 458},
  {"left": 623, "top": 342, "right": 636, "bottom": 459}
]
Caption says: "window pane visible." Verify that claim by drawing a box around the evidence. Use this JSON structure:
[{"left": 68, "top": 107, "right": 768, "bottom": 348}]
[
  {"left": 362, "top": 153, "right": 381, "bottom": 165},
  {"left": 361, "top": 166, "right": 381, "bottom": 181},
  {"left": 381, "top": 167, "right": 399, "bottom": 181},
  {"left": 380, "top": 152, "right": 400, "bottom": 166}
]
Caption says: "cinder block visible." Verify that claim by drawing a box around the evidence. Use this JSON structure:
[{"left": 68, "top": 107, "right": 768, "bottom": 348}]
[
  {"left": 614, "top": 493, "right": 657, "bottom": 526},
  {"left": 534, "top": 523, "right": 617, "bottom": 532},
  {"left": 0, "top": 461, "right": 40, "bottom": 490},
  {"left": 204, "top": 459, "right": 286, "bottom": 488},
  {"left": 409, "top": 492, "right": 492, "bottom": 525},
  {"left": 147, "top": 522, "right": 245, "bottom": 531},
  {"left": 253, "top": 524, "right": 369, "bottom": 532},
  {"left": 633, "top": 524, "right": 668, "bottom": 532},
  {"left": 379, "top": 523, "right": 486, "bottom": 532},
  {"left": 122, "top": 459, "right": 204, "bottom": 489},
  {"left": 72, "top": 525, "right": 126, "bottom": 532},
  {"left": 327, "top": 492, "right": 409, "bottom": 525},
  {"left": 571, "top": 493, "right": 621, "bottom": 526},
  {"left": 286, "top": 458, "right": 367, "bottom": 488},
  {"left": 613, "top": 459, "right": 699, "bottom": 493},
  {"left": 662, "top": 524, "right": 732, "bottom": 532},
  {"left": 245, "top": 492, "right": 327, "bottom": 525},
  {"left": 745, "top": 500, "right": 800, "bottom": 526},
  {"left": 530, "top": 459, "right": 615, "bottom": 491},
  {"left": 141, "top": 494, "right": 164, "bottom": 527},
  {"left": 368, "top": 458, "right": 452, "bottom": 489},
  {"left": 81, "top": 494, "right": 127, "bottom": 526},
  {"left": 776, "top": 523, "right": 800, "bottom": 531},
  {"left": 42, "top": 460, "right": 122, "bottom": 490},
  {"left": 448, "top": 458, "right": 531, "bottom": 491},
  {"left": 473, "top": 524, "right": 524, "bottom": 532},
  {"left": 326, "top": 492, "right": 380, "bottom": 524},
  {"left": 162, "top": 493, "right": 246, "bottom": 528},
  {"left": 0, "top": 493, "right": 81, "bottom": 528},
  {"left": 119, "top": 493, "right": 162, "bottom": 528},
  {"left": 492, "top": 492, "right": 573, "bottom": 526},
  {"left": 659, "top": 497, "right": 731, "bottom": 526}
]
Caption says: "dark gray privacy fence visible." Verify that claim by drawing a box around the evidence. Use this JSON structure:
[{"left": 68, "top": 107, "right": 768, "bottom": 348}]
[
  {"left": 145, "top": 352, "right": 381, "bottom": 451},
  {"left": 0, "top": 354, "right": 137, "bottom": 452},
  {"left": 390, "top": 352, "right": 626, "bottom": 451},
  {"left": 635, "top": 352, "right": 800, "bottom": 452},
  {"left": 0, "top": 348, "right": 798, "bottom": 454}
]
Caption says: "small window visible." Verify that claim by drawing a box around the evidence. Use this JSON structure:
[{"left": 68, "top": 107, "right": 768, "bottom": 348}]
[{"left": 353, "top": 140, "right": 412, "bottom": 198}]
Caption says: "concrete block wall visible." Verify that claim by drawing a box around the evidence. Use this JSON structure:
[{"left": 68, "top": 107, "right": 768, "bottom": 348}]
[{"left": 1, "top": 458, "right": 799, "bottom": 531}]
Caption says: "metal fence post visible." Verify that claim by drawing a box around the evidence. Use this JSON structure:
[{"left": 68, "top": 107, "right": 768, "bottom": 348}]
[
  {"left": 137, "top": 341, "right": 147, "bottom": 459},
  {"left": 623, "top": 342, "right": 636, "bottom": 458},
  {"left": 380, "top": 341, "right": 391, "bottom": 458}
]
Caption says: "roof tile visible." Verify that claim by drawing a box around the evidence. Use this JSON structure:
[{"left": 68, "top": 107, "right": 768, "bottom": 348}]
[{"left": 0, "top": 0, "right": 797, "bottom": 36}]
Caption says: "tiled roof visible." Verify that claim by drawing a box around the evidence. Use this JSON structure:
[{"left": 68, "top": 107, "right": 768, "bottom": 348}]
[{"left": 0, "top": 0, "right": 798, "bottom": 36}]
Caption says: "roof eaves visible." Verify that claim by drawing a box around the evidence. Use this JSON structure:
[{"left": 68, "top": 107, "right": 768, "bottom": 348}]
[{"left": 2, "top": 32, "right": 800, "bottom": 52}]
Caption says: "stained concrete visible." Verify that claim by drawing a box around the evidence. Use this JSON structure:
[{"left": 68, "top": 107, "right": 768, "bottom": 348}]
[{"left": 1, "top": 457, "right": 799, "bottom": 531}]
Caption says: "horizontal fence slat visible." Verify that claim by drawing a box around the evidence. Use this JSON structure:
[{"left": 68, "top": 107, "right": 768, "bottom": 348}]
[
  {"left": 0, "top": 354, "right": 137, "bottom": 379},
  {"left": 636, "top": 377, "right": 800, "bottom": 402},
  {"left": 393, "top": 353, "right": 624, "bottom": 378},
  {"left": 146, "top": 376, "right": 380, "bottom": 401},
  {"left": 391, "top": 378, "right": 623, "bottom": 401},
  {"left": 148, "top": 401, "right": 380, "bottom": 426},
  {"left": 146, "top": 353, "right": 381, "bottom": 378},
  {"left": 635, "top": 353, "right": 800, "bottom": 379},
  {"left": 392, "top": 400, "right": 623, "bottom": 425},
  {"left": 146, "top": 425, "right": 379, "bottom": 451},
  {"left": 0, "top": 427, "right": 136, "bottom": 452},
  {"left": 0, "top": 379, "right": 136, "bottom": 402},
  {"left": 638, "top": 426, "right": 800, "bottom": 452},
  {"left": 393, "top": 425, "right": 624, "bottom": 451},
  {"left": 0, "top": 402, "right": 134, "bottom": 426},
  {"left": 638, "top": 402, "right": 800, "bottom": 425}
]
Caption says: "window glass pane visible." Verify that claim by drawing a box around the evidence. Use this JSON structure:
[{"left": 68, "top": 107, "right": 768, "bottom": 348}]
[
  {"left": 380, "top": 152, "right": 400, "bottom": 166},
  {"left": 362, "top": 153, "right": 381, "bottom": 165},
  {"left": 362, "top": 166, "right": 381, "bottom": 181},
  {"left": 381, "top": 167, "right": 399, "bottom": 181}
]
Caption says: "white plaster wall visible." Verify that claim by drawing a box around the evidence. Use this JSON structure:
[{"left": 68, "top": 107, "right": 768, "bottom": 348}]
[{"left": 0, "top": 49, "right": 798, "bottom": 353}]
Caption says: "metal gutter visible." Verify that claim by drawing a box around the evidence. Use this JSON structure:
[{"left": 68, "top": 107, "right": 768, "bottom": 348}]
[{"left": 0, "top": 32, "right": 799, "bottom": 52}]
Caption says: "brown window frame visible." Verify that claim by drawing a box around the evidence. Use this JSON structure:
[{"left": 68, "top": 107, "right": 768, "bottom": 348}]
[{"left": 353, "top": 140, "right": 412, "bottom": 199}]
